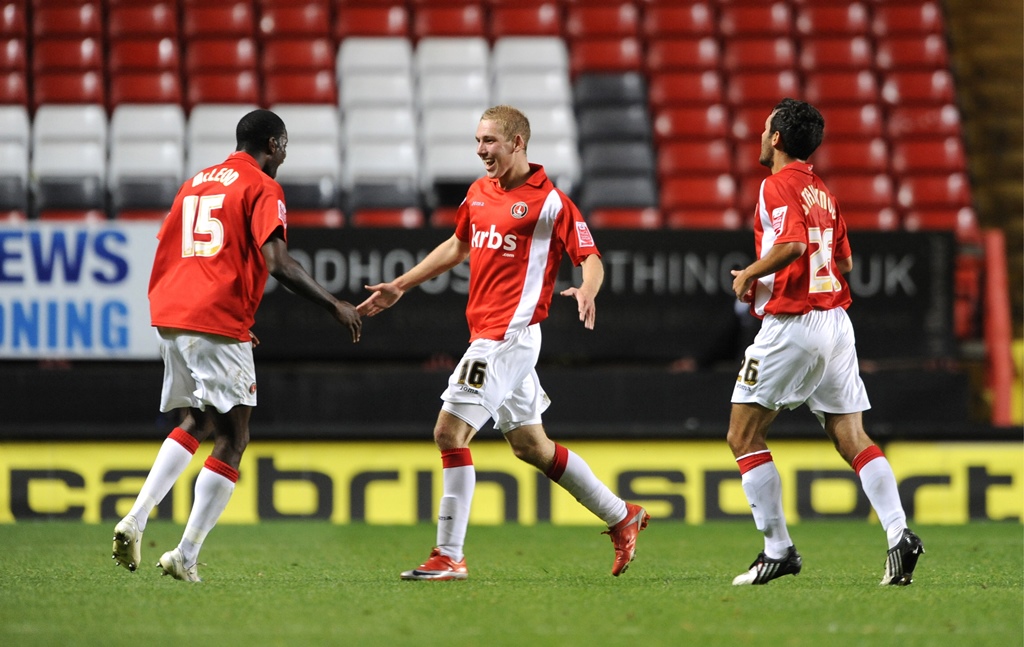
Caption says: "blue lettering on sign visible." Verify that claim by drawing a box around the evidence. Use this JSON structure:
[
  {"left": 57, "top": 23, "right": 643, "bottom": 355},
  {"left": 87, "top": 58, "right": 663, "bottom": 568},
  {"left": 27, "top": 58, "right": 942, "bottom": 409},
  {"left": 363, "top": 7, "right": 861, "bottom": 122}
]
[
  {"left": 0, "top": 229, "right": 130, "bottom": 284},
  {"left": 0, "top": 300, "right": 130, "bottom": 352}
]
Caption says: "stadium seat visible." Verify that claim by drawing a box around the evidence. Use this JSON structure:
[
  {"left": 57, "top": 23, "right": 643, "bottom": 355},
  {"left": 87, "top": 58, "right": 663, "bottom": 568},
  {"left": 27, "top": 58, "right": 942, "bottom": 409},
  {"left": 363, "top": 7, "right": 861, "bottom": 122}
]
[
  {"left": 494, "top": 70, "right": 571, "bottom": 107},
  {"left": 569, "top": 37, "right": 643, "bottom": 77},
  {"left": 32, "top": 4, "right": 103, "bottom": 38},
  {"left": 841, "top": 208, "right": 900, "bottom": 231},
  {"left": 641, "top": 4, "right": 714, "bottom": 38},
  {"left": 492, "top": 36, "right": 568, "bottom": 74},
  {"left": 886, "top": 105, "right": 962, "bottom": 139},
  {"left": 350, "top": 207, "right": 424, "bottom": 228},
  {"left": 798, "top": 37, "right": 873, "bottom": 72},
  {"left": 0, "top": 70, "right": 27, "bottom": 105},
  {"left": 645, "top": 37, "right": 720, "bottom": 73},
  {"left": 33, "top": 71, "right": 105, "bottom": 108},
  {"left": 258, "top": 4, "right": 331, "bottom": 39},
  {"left": 819, "top": 105, "right": 883, "bottom": 139},
  {"left": 665, "top": 208, "right": 744, "bottom": 230},
  {"left": 108, "top": 139, "right": 184, "bottom": 211},
  {"left": 489, "top": 4, "right": 562, "bottom": 38},
  {"left": 108, "top": 3, "right": 178, "bottom": 39},
  {"left": 804, "top": 70, "right": 880, "bottom": 106},
  {"left": 826, "top": 174, "right": 895, "bottom": 210},
  {"left": 344, "top": 106, "right": 417, "bottom": 143},
  {"left": 261, "top": 39, "right": 334, "bottom": 73},
  {"left": 871, "top": 2, "right": 945, "bottom": 37},
  {"left": 892, "top": 138, "right": 967, "bottom": 175},
  {"left": 419, "top": 71, "right": 490, "bottom": 109},
  {"left": 183, "top": 4, "right": 256, "bottom": 39},
  {"left": 722, "top": 38, "right": 796, "bottom": 73},
  {"left": 185, "top": 39, "right": 258, "bottom": 74},
  {"left": 578, "top": 176, "right": 658, "bottom": 214},
  {"left": 0, "top": 3, "right": 26, "bottom": 38},
  {"left": 414, "top": 5, "right": 486, "bottom": 38},
  {"left": 581, "top": 141, "right": 655, "bottom": 178},
  {"left": 881, "top": 71, "right": 956, "bottom": 107},
  {"left": 340, "top": 72, "right": 415, "bottom": 110},
  {"left": 565, "top": 3, "right": 640, "bottom": 39},
  {"left": 726, "top": 72, "right": 800, "bottom": 107},
  {"left": 661, "top": 175, "right": 737, "bottom": 211},
  {"left": 573, "top": 72, "right": 646, "bottom": 108},
  {"left": 648, "top": 71, "right": 723, "bottom": 109},
  {"left": 576, "top": 105, "right": 651, "bottom": 142},
  {"left": 657, "top": 140, "right": 731, "bottom": 178},
  {"left": 794, "top": 4, "right": 870, "bottom": 37},
  {"left": 109, "top": 72, "right": 182, "bottom": 107},
  {"left": 875, "top": 35, "right": 949, "bottom": 72},
  {"left": 811, "top": 138, "right": 889, "bottom": 176},
  {"left": 337, "top": 37, "right": 412, "bottom": 76},
  {"left": 108, "top": 38, "right": 180, "bottom": 74},
  {"left": 186, "top": 72, "right": 260, "bottom": 110},
  {"left": 653, "top": 105, "right": 729, "bottom": 143},
  {"left": 333, "top": 4, "right": 410, "bottom": 39},
  {"left": 587, "top": 208, "right": 661, "bottom": 229},
  {"left": 263, "top": 71, "right": 337, "bottom": 105},
  {"left": 718, "top": 3, "right": 792, "bottom": 38},
  {"left": 286, "top": 209, "right": 345, "bottom": 228},
  {"left": 32, "top": 37, "right": 103, "bottom": 74}
]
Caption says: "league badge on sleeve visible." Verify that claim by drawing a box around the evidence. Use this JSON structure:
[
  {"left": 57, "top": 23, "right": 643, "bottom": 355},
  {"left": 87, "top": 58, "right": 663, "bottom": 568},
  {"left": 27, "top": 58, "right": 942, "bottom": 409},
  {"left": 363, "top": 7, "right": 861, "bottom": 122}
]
[{"left": 575, "top": 221, "right": 595, "bottom": 247}]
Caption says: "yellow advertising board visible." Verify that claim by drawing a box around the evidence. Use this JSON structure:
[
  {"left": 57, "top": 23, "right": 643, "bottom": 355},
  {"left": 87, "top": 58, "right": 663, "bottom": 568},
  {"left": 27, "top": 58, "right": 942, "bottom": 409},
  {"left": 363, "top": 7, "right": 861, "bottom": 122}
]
[{"left": 0, "top": 440, "right": 1020, "bottom": 524}]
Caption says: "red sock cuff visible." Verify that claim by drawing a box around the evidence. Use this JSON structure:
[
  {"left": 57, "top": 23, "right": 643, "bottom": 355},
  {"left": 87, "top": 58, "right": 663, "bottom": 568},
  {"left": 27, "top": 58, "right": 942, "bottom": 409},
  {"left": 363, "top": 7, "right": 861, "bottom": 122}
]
[
  {"left": 852, "top": 445, "right": 885, "bottom": 475},
  {"left": 441, "top": 448, "right": 473, "bottom": 469},
  {"left": 203, "top": 456, "right": 239, "bottom": 483},
  {"left": 545, "top": 443, "right": 569, "bottom": 481},
  {"left": 736, "top": 450, "right": 773, "bottom": 474},
  {"left": 168, "top": 427, "right": 200, "bottom": 455}
]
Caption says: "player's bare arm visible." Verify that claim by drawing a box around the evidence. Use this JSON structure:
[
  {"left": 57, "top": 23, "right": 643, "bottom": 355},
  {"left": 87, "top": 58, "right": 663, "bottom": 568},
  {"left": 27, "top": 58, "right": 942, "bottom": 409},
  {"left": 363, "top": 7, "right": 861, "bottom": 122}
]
[
  {"left": 560, "top": 254, "right": 604, "bottom": 330},
  {"left": 359, "top": 234, "right": 471, "bottom": 317},
  {"left": 730, "top": 241, "right": 807, "bottom": 301},
  {"left": 260, "top": 232, "right": 362, "bottom": 342}
]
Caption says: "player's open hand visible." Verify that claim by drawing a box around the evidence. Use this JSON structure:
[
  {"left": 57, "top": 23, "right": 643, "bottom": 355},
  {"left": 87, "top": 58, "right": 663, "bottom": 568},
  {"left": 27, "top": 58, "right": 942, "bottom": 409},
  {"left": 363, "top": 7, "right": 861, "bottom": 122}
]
[
  {"left": 560, "top": 287, "right": 597, "bottom": 330},
  {"left": 358, "top": 282, "right": 404, "bottom": 317}
]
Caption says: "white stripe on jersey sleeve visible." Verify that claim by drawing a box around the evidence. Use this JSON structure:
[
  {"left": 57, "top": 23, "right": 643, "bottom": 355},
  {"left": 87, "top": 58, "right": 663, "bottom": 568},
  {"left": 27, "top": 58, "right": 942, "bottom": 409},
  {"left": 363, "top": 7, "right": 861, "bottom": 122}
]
[{"left": 506, "top": 189, "right": 562, "bottom": 336}]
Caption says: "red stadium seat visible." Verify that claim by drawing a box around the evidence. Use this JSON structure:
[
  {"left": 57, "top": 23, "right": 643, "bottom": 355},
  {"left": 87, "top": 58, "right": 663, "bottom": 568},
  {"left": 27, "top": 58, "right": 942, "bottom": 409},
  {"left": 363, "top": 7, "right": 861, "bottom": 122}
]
[
  {"left": 286, "top": 209, "right": 345, "bottom": 228},
  {"left": 881, "top": 71, "right": 956, "bottom": 107},
  {"left": 645, "top": 37, "right": 720, "bottom": 73},
  {"left": 725, "top": 71, "right": 800, "bottom": 107},
  {"left": 186, "top": 71, "right": 260, "bottom": 110},
  {"left": 33, "top": 71, "right": 105, "bottom": 108},
  {"left": 665, "top": 208, "right": 744, "bottom": 230},
  {"left": 350, "top": 208, "right": 425, "bottom": 228},
  {"left": 819, "top": 105, "right": 883, "bottom": 138},
  {"left": 0, "top": 38, "right": 26, "bottom": 71},
  {"left": 587, "top": 208, "right": 662, "bottom": 229},
  {"left": 0, "top": 3, "right": 26, "bottom": 38},
  {"left": 0, "top": 70, "right": 27, "bottom": 105},
  {"left": 657, "top": 140, "right": 731, "bottom": 178},
  {"left": 798, "top": 37, "right": 874, "bottom": 71},
  {"left": 33, "top": 4, "right": 102, "bottom": 38},
  {"left": 826, "top": 174, "right": 895, "bottom": 210},
  {"left": 872, "top": 2, "right": 945, "bottom": 37},
  {"left": 661, "top": 175, "right": 737, "bottom": 211},
  {"left": 258, "top": 4, "right": 331, "bottom": 39},
  {"left": 261, "top": 39, "right": 335, "bottom": 73},
  {"left": 489, "top": 4, "right": 562, "bottom": 38},
  {"left": 804, "top": 70, "right": 879, "bottom": 106},
  {"left": 263, "top": 71, "right": 337, "bottom": 105},
  {"left": 811, "top": 138, "right": 889, "bottom": 176},
  {"left": 569, "top": 37, "right": 642, "bottom": 77},
  {"left": 875, "top": 35, "right": 949, "bottom": 71},
  {"left": 795, "top": 4, "right": 870, "bottom": 37},
  {"left": 414, "top": 5, "right": 486, "bottom": 38},
  {"left": 333, "top": 5, "right": 409, "bottom": 39},
  {"left": 185, "top": 39, "right": 258, "bottom": 74},
  {"left": 886, "top": 105, "right": 962, "bottom": 139},
  {"left": 183, "top": 4, "right": 256, "bottom": 39},
  {"left": 109, "top": 71, "right": 182, "bottom": 106},
  {"left": 718, "top": 3, "right": 792, "bottom": 38},
  {"left": 892, "top": 138, "right": 966, "bottom": 175},
  {"left": 642, "top": 4, "right": 714, "bottom": 38},
  {"left": 108, "top": 4, "right": 178, "bottom": 39},
  {"left": 722, "top": 38, "right": 797, "bottom": 72},
  {"left": 108, "top": 38, "right": 180, "bottom": 74},
  {"left": 32, "top": 38, "right": 103, "bottom": 74},
  {"left": 648, "top": 71, "right": 723, "bottom": 109},
  {"left": 841, "top": 208, "right": 900, "bottom": 232},
  {"left": 565, "top": 3, "right": 639, "bottom": 39},
  {"left": 652, "top": 105, "right": 729, "bottom": 143}
]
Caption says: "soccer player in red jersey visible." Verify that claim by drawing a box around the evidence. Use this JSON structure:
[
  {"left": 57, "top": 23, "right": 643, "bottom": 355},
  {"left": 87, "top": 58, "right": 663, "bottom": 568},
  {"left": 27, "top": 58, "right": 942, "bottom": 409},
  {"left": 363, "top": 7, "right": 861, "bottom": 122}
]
[
  {"left": 112, "top": 109, "right": 361, "bottom": 581},
  {"left": 359, "top": 105, "right": 649, "bottom": 580},
  {"left": 728, "top": 99, "right": 923, "bottom": 586}
]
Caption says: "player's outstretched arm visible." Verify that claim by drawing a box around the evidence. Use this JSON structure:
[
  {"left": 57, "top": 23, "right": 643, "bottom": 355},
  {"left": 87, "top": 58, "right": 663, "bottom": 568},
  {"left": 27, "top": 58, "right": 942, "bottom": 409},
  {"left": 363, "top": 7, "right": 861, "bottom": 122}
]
[
  {"left": 560, "top": 254, "right": 603, "bottom": 330},
  {"left": 359, "top": 234, "right": 470, "bottom": 317},
  {"left": 261, "top": 232, "right": 361, "bottom": 342}
]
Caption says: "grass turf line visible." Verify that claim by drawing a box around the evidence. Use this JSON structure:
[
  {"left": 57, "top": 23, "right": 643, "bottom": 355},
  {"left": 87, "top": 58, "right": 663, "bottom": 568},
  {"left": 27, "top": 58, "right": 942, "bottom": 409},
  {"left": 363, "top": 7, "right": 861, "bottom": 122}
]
[{"left": 0, "top": 521, "right": 1020, "bottom": 647}]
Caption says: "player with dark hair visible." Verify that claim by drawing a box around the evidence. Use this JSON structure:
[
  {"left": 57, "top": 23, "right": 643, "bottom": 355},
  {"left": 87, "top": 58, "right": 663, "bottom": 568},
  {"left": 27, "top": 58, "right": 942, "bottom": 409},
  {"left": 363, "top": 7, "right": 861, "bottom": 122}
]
[
  {"left": 111, "top": 109, "right": 362, "bottom": 581},
  {"left": 727, "top": 98, "right": 924, "bottom": 586},
  {"left": 359, "top": 104, "right": 649, "bottom": 580}
]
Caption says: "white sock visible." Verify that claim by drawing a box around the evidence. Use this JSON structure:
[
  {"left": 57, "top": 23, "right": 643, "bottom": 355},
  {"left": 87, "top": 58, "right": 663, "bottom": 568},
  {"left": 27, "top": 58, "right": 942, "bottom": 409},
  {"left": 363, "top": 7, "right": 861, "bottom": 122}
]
[
  {"left": 740, "top": 459, "right": 792, "bottom": 559},
  {"left": 129, "top": 433, "right": 197, "bottom": 532},
  {"left": 858, "top": 456, "right": 908, "bottom": 548},
  {"left": 554, "top": 448, "right": 626, "bottom": 526},
  {"left": 437, "top": 465, "right": 475, "bottom": 562},
  {"left": 178, "top": 463, "right": 236, "bottom": 566}
]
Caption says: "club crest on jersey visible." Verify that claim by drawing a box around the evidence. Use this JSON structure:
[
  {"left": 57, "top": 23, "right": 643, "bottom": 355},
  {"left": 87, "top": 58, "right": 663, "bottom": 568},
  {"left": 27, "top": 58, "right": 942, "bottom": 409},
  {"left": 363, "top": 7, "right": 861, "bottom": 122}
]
[
  {"left": 510, "top": 201, "right": 529, "bottom": 219},
  {"left": 771, "top": 205, "right": 787, "bottom": 236}
]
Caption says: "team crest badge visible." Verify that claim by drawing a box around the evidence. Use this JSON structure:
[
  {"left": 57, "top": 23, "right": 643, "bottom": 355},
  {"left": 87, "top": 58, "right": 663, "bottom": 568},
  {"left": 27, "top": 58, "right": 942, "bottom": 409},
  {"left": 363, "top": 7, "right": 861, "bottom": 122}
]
[{"left": 510, "top": 201, "right": 529, "bottom": 219}]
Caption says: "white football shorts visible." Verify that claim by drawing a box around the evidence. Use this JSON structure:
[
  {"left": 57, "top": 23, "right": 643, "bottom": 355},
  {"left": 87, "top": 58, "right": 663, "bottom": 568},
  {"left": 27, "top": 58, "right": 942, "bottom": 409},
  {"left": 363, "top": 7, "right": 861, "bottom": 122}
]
[
  {"left": 157, "top": 328, "right": 257, "bottom": 414},
  {"left": 731, "top": 307, "right": 870, "bottom": 424},
  {"left": 441, "top": 323, "right": 551, "bottom": 434}
]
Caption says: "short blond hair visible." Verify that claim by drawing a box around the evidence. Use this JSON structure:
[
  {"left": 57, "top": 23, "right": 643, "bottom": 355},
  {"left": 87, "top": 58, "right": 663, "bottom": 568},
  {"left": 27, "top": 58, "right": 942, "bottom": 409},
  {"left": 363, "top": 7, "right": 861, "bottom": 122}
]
[{"left": 480, "top": 105, "right": 531, "bottom": 149}]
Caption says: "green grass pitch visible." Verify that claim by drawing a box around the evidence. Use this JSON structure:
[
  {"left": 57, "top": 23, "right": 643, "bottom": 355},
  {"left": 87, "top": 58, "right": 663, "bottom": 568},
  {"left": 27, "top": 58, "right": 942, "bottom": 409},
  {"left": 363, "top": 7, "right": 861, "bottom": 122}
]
[{"left": 0, "top": 521, "right": 1020, "bottom": 647}]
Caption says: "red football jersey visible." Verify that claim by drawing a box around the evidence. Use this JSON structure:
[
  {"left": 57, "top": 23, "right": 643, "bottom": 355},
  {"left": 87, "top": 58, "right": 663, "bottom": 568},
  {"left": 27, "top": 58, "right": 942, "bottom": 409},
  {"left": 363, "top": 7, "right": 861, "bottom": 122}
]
[
  {"left": 149, "top": 151, "right": 288, "bottom": 341},
  {"left": 749, "top": 161, "right": 852, "bottom": 317},
  {"left": 454, "top": 164, "right": 600, "bottom": 342}
]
